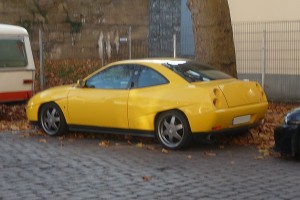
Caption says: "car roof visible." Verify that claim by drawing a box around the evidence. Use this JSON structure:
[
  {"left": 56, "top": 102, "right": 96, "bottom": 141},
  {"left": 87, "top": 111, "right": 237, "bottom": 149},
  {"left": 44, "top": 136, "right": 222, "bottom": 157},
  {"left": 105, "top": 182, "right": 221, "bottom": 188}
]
[
  {"left": 0, "top": 24, "right": 28, "bottom": 36},
  {"left": 109, "top": 58, "right": 194, "bottom": 66},
  {"left": 84, "top": 58, "right": 195, "bottom": 83}
]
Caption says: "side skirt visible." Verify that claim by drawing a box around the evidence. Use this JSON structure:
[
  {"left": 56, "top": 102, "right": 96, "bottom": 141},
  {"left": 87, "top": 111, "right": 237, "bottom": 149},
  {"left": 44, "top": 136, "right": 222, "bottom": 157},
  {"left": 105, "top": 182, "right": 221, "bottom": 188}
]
[{"left": 68, "top": 125, "right": 156, "bottom": 138}]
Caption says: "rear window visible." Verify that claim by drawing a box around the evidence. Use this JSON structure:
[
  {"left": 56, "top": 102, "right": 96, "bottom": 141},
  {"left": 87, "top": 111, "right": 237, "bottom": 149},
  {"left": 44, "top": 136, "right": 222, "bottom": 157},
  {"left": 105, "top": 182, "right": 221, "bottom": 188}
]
[
  {"left": 0, "top": 39, "right": 28, "bottom": 68},
  {"left": 163, "top": 60, "right": 232, "bottom": 82}
]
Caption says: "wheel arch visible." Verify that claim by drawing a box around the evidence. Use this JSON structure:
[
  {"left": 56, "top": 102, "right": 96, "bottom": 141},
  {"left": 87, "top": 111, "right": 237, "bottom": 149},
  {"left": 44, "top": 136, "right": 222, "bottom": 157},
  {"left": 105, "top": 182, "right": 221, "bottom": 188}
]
[
  {"left": 38, "top": 101, "right": 69, "bottom": 124},
  {"left": 154, "top": 109, "right": 191, "bottom": 132},
  {"left": 38, "top": 101, "right": 68, "bottom": 136},
  {"left": 38, "top": 101, "right": 56, "bottom": 121},
  {"left": 154, "top": 108, "right": 193, "bottom": 149}
]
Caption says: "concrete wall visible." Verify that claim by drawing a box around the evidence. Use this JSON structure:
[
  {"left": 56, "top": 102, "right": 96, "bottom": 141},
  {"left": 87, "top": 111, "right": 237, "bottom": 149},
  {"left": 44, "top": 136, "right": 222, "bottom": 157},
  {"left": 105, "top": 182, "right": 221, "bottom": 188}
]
[
  {"left": 0, "top": 0, "right": 149, "bottom": 60},
  {"left": 228, "top": 0, "right": 300, "bottom": 22}
]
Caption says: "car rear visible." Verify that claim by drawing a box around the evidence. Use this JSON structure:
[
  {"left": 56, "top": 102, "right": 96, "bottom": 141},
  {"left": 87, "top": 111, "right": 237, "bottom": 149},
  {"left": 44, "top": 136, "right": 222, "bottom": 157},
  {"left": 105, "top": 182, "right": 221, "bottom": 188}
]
[
  {"left": 161, "top": 59, "right": 268, "bottom": 133},
  {"left": 182, "top": 79, "right": 268, "bottom": 133}
]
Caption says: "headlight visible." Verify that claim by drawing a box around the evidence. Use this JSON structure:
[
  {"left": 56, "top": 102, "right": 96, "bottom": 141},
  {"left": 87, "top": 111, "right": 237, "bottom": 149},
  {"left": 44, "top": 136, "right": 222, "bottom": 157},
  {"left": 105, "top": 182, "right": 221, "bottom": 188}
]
[
  {"left": 284, "top": 115, "right": 288, "bottom": 125},
  {"left": 285, "top": 108, "right": 300, "bottom": 125}
]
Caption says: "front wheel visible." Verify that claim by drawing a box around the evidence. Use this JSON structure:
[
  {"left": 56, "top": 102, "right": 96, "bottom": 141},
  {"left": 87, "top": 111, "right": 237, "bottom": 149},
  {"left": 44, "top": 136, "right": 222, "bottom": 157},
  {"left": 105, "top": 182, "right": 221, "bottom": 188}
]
[
  {"left": 39, "top": 103, "right": 68, "bottom": 136},
  {"left": 156, "top": 111, "right": 191, "bottom": 150}
]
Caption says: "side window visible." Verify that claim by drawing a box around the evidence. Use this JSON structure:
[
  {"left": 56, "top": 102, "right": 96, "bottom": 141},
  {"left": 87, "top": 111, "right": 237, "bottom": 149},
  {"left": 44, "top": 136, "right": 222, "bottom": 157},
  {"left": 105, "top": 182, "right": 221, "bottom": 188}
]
[
  {"left": 0, "top": 39, "right": 28, "bottom": 68},
  {"left": 137, "top": 67, "right": 168, "bottom": 88},
  {"left": 86, "top": 65, "right": 133, "bottom": 89}
]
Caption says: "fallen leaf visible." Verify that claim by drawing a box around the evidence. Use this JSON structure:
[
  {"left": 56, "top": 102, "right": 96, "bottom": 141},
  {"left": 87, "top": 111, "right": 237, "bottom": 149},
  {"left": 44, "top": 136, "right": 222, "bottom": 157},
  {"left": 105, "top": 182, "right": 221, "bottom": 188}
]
[
  {"left": 162, "top": 148, "right": 169, "bottom": 153},
  {"left": 204, "top": 151, "right": 216, "bottom": 157},
  {"left": 39, "top": 138, "right": 47, "bottom": 143},
  {"left": 254, "top": 156, "right": 264, "bottom": 160},
  {"left": 58, "top": 136, "right": 64, "bottom": 140},
  {"left": 258, "top": 149, "right": 266, "bottom": 154},
  {"left": 142, "top": 176, "right": 151, "bottom": 182},
  {"left": 270, "top": 151, "right": 281, "bottom": 158},
  {"left": 99, "top": 140, "right": 109, "bottom": 148},
  {"left": 146, "top": 146, "right": 155, "bottom": 151},
  {"left": 20, "top": 133, "right": 30, "bottom": 138},
  {"left": 263, "top": 150, "right": 270, "bottom": 157},
  {"left": 136, "top": 142, "right": 143, "bottom": 148},
  {"left": 10, "top": 124, "right": 19, "bottom": 131}
]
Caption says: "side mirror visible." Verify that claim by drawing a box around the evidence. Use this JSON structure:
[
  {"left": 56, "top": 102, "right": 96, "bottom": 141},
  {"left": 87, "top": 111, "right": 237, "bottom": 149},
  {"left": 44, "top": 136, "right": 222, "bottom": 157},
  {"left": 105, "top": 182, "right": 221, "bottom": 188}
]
[{"left": 76, "top": 79, "right": 85, "bottom": 88}]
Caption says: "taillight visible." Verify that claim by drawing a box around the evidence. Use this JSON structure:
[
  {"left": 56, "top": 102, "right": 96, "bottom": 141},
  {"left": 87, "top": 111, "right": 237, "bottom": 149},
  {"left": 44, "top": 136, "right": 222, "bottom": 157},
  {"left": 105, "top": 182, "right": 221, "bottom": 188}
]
[
  {"left": 23, "top": 79, "right": 33, "bottom": 84},
  {"left": 255, "top": 83, "right": 267, "bottom": 101},
  {"left": 213, "top": 88, "right": 221, "bottom": 97},
  {"left": 211, "top": 87, "right": 227, "bottom": 109}
]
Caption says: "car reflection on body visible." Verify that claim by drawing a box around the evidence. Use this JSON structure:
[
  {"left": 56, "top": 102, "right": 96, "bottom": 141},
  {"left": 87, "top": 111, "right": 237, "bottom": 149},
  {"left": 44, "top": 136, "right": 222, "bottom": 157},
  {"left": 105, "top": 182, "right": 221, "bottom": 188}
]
[
  {"left": 274, "top": 107, "right": 300, "bottom": 157},
  {"left": 26, "top": 58, "right": 268, "bottom": 150}
]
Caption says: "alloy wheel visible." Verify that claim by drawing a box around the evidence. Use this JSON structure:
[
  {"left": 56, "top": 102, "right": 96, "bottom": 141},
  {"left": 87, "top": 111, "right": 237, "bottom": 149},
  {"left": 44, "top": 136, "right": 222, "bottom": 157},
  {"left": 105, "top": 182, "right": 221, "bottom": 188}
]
[
  {"left": 40, "top": 103, "right": 67, "bottom": 136},
  {"left": 156, "top": 111, "right": 191, "bottom": 149}
]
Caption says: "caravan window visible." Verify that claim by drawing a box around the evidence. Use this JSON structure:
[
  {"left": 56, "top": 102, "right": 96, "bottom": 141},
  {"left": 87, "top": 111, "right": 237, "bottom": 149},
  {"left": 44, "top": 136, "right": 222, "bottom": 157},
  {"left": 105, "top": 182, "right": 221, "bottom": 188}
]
[{"left": 0, "top": 39, "right": 28, "bottom": 68}]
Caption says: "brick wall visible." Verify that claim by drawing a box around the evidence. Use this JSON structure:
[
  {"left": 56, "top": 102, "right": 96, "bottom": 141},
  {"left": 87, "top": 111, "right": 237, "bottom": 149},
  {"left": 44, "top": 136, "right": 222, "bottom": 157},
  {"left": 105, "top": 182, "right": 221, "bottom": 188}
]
[{"left": 0, "top": 0, "right": 149, "bottom": 60}]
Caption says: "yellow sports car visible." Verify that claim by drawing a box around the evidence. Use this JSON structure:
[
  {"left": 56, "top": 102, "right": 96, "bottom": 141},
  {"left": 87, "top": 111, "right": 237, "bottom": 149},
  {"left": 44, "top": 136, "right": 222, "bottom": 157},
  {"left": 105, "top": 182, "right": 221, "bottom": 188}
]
[{"left": 26, "top": 59, "right": 268, "bottom": 149}]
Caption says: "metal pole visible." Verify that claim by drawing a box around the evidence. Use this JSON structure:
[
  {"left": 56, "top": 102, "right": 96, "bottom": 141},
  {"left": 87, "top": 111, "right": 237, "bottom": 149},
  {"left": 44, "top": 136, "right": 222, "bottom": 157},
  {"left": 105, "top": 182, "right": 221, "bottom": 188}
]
[
  {"left": 128, "top": 26, "right": 132, "bottom": 59},
  {"left": 39, "top": 28, "right": 44, "bottom": 90},
  {"left": 261, "top": 30, "right": 266, "bottom": 89},
  {"left": 173, "top": 34, "right": 176, "bottom": 58},
  {"left": 101, "top": 40, "right": 104, "bottom": 67}
]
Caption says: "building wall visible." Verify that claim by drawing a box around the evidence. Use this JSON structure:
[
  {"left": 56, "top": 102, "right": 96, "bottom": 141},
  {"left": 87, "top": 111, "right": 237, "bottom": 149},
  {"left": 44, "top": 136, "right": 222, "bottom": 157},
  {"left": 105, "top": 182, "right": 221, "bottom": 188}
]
[
  {"left": 228, "top": 0, "right": 300, "bottom": 22},
  {"left": 0, "top": 0, "right": 149, "bottom": 60}
]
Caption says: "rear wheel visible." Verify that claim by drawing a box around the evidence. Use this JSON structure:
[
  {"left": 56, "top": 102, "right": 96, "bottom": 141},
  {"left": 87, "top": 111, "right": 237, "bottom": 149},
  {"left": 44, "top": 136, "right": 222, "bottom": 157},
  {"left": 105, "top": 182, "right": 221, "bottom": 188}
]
[
  {"left": 156, "top": 111, "right": 191, "bottom": 150},
  {"left": 39, "top": 103, "right": 67, "bottom": 136}
]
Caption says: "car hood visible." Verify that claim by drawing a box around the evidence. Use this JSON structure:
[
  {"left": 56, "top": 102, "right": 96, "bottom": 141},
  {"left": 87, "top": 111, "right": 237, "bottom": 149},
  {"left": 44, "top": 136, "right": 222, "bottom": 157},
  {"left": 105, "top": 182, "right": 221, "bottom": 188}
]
[
  {"left": 28, "top": 84, "right": 74, "bottom": 107},
  {"left": 192, "top": 79, "right": 267, "bottom": 108}
]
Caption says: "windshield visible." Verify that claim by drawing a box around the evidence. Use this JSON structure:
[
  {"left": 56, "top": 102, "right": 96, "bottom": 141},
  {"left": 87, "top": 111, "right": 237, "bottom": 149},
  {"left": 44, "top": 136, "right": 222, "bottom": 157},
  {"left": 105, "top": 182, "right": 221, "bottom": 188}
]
[
  {"left": 163, "top": 60, "right": 232, "bottom": 82},
  {"left": 0, "top": 39, "right": 28, "bottom": 68}
]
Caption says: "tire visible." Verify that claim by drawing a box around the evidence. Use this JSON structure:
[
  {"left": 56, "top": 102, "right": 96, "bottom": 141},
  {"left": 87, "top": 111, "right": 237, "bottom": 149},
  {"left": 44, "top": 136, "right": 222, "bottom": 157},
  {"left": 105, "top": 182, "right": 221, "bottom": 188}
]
[
  {"left": 39, "top": 103, "right": 68, "bottom": 136},
  {"left": 296, "top": 131, "right": 300, "bottom": 158},
  {"left": 155, "top": 111, "right": 191, "bottom": 150}
]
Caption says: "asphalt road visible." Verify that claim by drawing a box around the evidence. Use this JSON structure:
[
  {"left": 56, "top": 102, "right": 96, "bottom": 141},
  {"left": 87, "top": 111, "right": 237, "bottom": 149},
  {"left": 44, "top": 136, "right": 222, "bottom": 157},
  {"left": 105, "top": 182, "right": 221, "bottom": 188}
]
[{"left": 1, "top": 130, "right": 300, "bottom": 200}]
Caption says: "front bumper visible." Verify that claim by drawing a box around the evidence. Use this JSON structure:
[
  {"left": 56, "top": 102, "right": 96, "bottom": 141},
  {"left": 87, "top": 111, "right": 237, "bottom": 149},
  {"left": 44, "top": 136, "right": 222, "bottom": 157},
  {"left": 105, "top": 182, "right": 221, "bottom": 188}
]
[{"left": 274, "top": 125, "right": 299, "bottom": 156}]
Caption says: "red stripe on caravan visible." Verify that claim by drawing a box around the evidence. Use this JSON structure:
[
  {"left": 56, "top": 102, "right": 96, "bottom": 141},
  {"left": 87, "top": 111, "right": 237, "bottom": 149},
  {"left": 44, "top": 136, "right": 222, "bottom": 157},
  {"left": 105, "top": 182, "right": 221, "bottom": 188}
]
[{"left": 0, "top": 91, "right": 33, "bottom": 102}]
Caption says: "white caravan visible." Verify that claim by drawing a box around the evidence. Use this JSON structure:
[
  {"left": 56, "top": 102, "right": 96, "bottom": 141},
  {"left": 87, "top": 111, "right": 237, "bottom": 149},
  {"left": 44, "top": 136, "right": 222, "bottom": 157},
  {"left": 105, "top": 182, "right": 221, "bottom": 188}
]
[{"left": 0, "top": 24, "right": 35, "bottom": 103}]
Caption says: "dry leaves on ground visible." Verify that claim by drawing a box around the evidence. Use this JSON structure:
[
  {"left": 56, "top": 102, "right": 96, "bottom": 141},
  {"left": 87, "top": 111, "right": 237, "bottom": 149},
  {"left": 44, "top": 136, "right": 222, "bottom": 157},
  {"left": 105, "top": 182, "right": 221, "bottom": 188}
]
[
  {"left": 1, "top": 102, "right": 299, "bottom": 155},
  {"left": 220, "top": 102, "right": 300, "bottom": 157},
  {"left": 0, "top": 120, "right": 30, "bottom": 132}
]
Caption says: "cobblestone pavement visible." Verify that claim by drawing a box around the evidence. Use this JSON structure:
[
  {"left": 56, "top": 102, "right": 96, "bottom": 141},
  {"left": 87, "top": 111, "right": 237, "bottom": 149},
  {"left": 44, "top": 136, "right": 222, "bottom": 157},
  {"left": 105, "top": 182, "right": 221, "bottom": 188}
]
[{"left": 0, "top": 130, "right": 300, "bottom": 200}]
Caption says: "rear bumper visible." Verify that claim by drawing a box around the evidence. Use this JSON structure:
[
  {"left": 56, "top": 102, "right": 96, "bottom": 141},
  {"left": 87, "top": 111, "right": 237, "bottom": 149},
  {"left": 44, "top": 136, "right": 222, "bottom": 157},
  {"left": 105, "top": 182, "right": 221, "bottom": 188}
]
[
  {"left": 274, "top": 125, "right": 299, "bottom": 156},
  {"left": 188, "top": 102, "right": 268, "bottom": 133}
]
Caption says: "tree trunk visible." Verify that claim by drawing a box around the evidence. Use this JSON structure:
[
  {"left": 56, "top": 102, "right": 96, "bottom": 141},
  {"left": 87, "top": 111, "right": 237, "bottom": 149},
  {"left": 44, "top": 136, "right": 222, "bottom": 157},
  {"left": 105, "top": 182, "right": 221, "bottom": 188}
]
[{"left": 187, "top": 0, "right": 237, "bottom": 77}]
